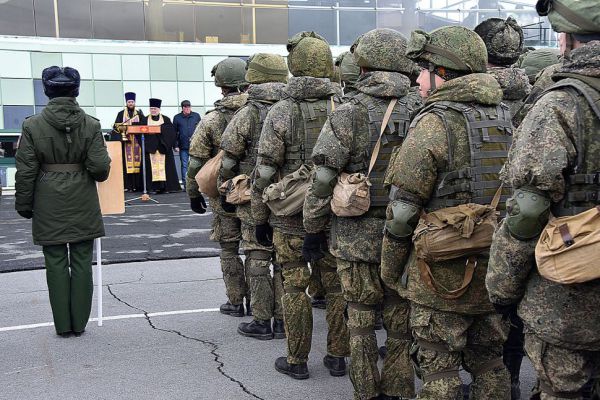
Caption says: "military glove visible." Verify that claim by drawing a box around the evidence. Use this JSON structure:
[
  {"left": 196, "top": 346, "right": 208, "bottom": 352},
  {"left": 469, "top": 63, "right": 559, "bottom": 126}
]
[
  {"left": 493, "top": 302, "right": 518, "bottom": 320},
  {"left": 17, "top": 210, "right": 33, "bottom": 219},
  {"left": 302, "top": 232, "right": 327, "bottom": 263},
  {"left": 255, "top": 223, "right": 273, "bottom": 247},
  {"left": 190, "top": 195, "right": 207, "bottom": 214},
  {"left": 220, "top": 195, "right": 236, "bottom": 213}
]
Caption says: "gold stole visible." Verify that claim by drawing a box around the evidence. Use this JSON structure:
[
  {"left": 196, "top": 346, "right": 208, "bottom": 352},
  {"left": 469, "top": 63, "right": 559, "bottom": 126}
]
[
  {"left": 123, "top": 109, "right": 142, "bottom": 174},
  {"left": 147, "top": 115, "right": 166, "bottom": 182}
]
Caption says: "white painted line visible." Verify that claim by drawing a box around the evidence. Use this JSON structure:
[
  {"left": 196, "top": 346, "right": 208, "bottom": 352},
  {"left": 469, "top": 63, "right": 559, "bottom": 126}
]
[{"left": 0, "top": 307, "right": 220, "bottom": 332}]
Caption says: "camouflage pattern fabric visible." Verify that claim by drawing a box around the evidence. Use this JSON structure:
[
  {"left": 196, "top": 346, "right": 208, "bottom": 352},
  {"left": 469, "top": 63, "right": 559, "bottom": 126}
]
[
  {"left": 287, "top": 32, "right": 333, "bottom": 78},
  {"left": 474, "top": 17, "right": 524, "bottom": 66},
  {"left": 307, "top": 262, "right": 326, "bottom": 299},
  {"left": 352, "top": 28, "right": 415, "bottom": 75},
  {"left": 487, "top": 66, "right": 531, "bottom": 117},
  {"left": 212, "top": 57, "right": 248, "bottom": 88},
  {"left": 273, "top": 230, "right": 349, "bottom": 364},
  {"left": 220, "top": 82, "right": 286, "bottom": 321},
  {"left": 512, "top": 62, "right": 561, "bottom": 127},
  {"left": 186, "top": 92, "right": 248, "bottom": 198},
  {"left": 212, "top": 213, "right": 247, "bottom": 305},
  {"left": 251, "top": 76, "right": 340, "bottom": 236},
  {"left": 410, "top": 303, "right": 510, "bottom": 400},
  {"left": 525, "top": 332, "right": 600, "bottom": 400},
  {"left": 517, "top": 49, "right": 560, "bottom": 84},
  {"left": 488, "top": 42, "right": 600, "bottom": 352},
  {"left": 245, "top": 53, "right": 288, "bottom": 84}
]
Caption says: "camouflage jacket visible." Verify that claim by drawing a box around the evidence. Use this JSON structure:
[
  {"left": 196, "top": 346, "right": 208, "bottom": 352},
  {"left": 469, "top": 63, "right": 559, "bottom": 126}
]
[
  {"left": 488, "top": 65, "right": 531, "bottom": 118},
  {"left": 487, "top": 41, "right": 600, "bottom": 350},
  {"left": 512, "top": 62, "right": 561, "bottom": 127},
  {"left": 219, "top": 82, "right": 286, "bottom": 225},
  {"left": 186, "top": 92, "right": 248, "bottom": 215},
  {"left": 383, "top": 73, "right": 504, "bottom": 315},
  {"left": 303, "top": 71, "right": 422, "bottom": 264},
  {"left": 251, "top": 76, "right": 339, "bottom": 236}
]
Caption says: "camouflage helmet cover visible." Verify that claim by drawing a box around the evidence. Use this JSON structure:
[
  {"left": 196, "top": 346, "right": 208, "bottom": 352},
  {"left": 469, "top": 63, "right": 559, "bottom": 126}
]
[
  {"left": 536, "top": 0, "right": 600, "bottom": 35},
  {"left": 335, "top": 51, "right": 360, "bottom": 84},
  {"left": 474, "top": 17, "right": 524, "bottom": 66},
  {"left": 352, "top": 28, "right": 415, "bottom": 74},
  {"left": 519, "top": 48, "right": 560, "bottom": 83},
  {"left": 245, "top": 53, "right": 288, "bottom": 84},
  {"left": 406, "top": 26, "right": 488, "bottom": 73},
  {"left": 211, "top": 57, "right": 248, "bottom": 88},
  {"left": 287, "top": 31, "right": 333, "bottom": 78}
]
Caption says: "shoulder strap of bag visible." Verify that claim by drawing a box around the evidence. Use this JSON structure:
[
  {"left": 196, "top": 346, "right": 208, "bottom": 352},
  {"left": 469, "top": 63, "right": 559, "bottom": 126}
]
[
  {"left": 418, "top": 256, "right": 477, "bottom": 300},
  {"left": 367, "top": 98, "right": 397, "bottom": 177}
]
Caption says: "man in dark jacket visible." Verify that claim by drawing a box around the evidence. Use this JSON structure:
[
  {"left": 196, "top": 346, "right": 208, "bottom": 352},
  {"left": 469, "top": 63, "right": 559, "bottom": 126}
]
[
  {"left": 173, "top": 100, "right": 201, "bottom": 189},
  {"left": 15, "top": 66, "right": 111, "bottom": 337}
]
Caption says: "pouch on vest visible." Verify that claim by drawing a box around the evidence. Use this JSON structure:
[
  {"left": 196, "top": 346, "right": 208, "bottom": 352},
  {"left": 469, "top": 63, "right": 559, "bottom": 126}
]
[
  {"left": 331, "top": 99, "right": 397, "bottom": 217},
  {"left": 220, "top": 174, "right": 251, "bottom": 205},
  {"left": 413, "top": 186, "right": 502, "bottom": 299},
  {"left": 262, "top": 164, "right": 311, "bottom": 217},
  {"left": 535, "top": 206, "right": 600, "bottom": 284},
  {"left": 195, "top": 150, "right": 223, "bottom": 198}
]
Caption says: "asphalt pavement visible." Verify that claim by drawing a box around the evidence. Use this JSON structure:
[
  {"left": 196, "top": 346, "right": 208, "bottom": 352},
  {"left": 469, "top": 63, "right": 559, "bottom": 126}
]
[
  {"left": 0, "top": 191, "right": 219, "bottom": 272},
  {"left": 0, "top": 257, "right": 538, "bottom": 400}
]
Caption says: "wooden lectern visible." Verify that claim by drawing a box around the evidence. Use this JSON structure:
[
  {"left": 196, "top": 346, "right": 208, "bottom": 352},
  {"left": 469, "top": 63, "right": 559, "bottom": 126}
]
[{"left": 126, "top": 125, "right": 161, "bottom": 203}]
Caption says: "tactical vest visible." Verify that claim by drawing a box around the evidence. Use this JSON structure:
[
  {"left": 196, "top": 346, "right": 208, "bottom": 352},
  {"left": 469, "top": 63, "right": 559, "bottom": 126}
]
[
  {"left": 346, "top": 92, "right": 412, "bottom": 207},
  {"left": 239, "top": 100, "right": 271, "bottom": 175},
  {"left": 282, "top": 97, "right": 334, "bottom": 176},
  {"left": 545, "top": 78, "right": 600, "bottom": 217},
  {"left": 206, "top": 107, "right": 235, "bottom": 158},
  {"left": 414, "top": 101, "right": 513, "bottom": 211}
]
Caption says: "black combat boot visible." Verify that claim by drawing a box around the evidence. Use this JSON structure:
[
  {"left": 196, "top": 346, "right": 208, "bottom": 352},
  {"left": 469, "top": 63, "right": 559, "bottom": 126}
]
[
  {"left": 220, "top": 302, "right": 244, "bottom": 317},
  {"left": 274, "top": 356, "right": 309, "bottom": 380},
  {"left": 311, "top": 296, "right": 326, "bottom": 309},
  {"left": 273, "top": 319, "right": 286, "bottom": 339},
  {"left": 377, "top": 395, "right": 400, "bottom": 400},
  {"left": 374, "top": 310, "right": 383, "bottom": 330},
  {"left": 378, "top": 346, "right": 388, "bottom": 359},
  {"left": 246, "top": 299, "right": 253, "bottom": 316},
  {"left": 238, "top": 319, "right": 273, "bottom": 340},
  {"left": 323, "top": 355, "right": 346, "bottom": 377}
]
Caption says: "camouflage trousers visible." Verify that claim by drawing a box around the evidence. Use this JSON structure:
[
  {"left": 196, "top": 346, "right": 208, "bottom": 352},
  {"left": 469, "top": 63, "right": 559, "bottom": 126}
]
[
  {"left": 272, "top": 230, "right": 350, "bottom": 364},
  {"left": 525, "top": 332, "right": 600, "bottom": 400},
  {"left": 410, "top": 303, "right": 510, "bottom": 400},
  {"left": 211, "top": 212, "right": 247, "bottom": 305},
  {"left": 308, "top": 263, "right": 326, "bottom": 299},
  {"left": 338, "top": 259, "right": 415, "bottom": 400},
  {"left": 241, "top": 222, "right": 283, "bottom": 321}
]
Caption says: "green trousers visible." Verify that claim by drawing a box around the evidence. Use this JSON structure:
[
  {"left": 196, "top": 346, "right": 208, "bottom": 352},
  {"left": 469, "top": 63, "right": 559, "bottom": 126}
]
[{"left": 43, "top": 240, "right": 94, "bottom": 334}]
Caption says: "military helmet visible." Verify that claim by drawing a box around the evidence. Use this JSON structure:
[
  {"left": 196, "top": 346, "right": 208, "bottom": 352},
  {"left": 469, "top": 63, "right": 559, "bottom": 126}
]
[
  {"left": 245, "top": 53, "right": 288, "bottom": 84},
  {"left": 352, "top": 28, "right": 415, "bottom": 74},
  {"left": 406, "top": 26, "right": 488, "bottom": 73},
  {"left": 519, "top": 49, "right": 560, "bottom": 83},
  {"left": 287, "top": 31, "right": 334, "bottom": 78},
  {"left": 211, "top": 57, "right": 248, "bottom": 88},
  {"left": 335, "top": 51, "right": 360, "bottom": 85},
  {"left": 536, "top": 0, "right": 600, "bottom": 35},
  {"left": 474, "top": 17, "right": 524, "bottom": 66}
]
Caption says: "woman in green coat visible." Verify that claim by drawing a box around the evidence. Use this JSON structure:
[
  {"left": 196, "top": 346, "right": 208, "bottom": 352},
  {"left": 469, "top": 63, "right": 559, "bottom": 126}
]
[{"left": 15, "top": 66, "right": 111, "bottom": 337}]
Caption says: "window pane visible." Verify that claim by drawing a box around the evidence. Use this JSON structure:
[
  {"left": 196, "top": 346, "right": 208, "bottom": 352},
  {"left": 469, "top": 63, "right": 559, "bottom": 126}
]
[
  {"left": 3, "top": 105, "right": 35, "bottom": 130},
  {"left": 145, "top": 0, "right": 195, "bottom": 42},
  {"left": 91, "top": 0, "right": 145, "bottom": 40},
  {"left": 194, "top": 5, "right": 250, "bottom": 44},
  {"left": 33, "top": 0, "right": 57, "bottom": 37},
  {"left": 57, "top": 0, "right": 92, "bottom": 39},
  {"left": 339, "top": 9, "right": 375, "bottom": 45},
  {"left": 0, "top": 0, "right": 35, "bottom": 36},
  {"left": 288, "top": 9, "right": 336, "bottom": 44},
  {"left": 256, "top": 8, "right": 289, "bottom": 45}
]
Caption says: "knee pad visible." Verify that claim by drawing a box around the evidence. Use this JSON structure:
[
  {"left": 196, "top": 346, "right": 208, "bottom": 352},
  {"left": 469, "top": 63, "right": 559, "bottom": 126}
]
[
  {"left": 254, "top": 164, "right": 277, "bottom": 191},
  {"left": 385, "top": 200, "right": 421, "bottom": 240},
  {"left": 221, "top": 153, "right": 239, "bottom": 180},
  {"left": 312, "top": 166, "right": 338, "bottom": 197},
  {"left": 506, "top": 188, "right": 551, "bottom": 240}
]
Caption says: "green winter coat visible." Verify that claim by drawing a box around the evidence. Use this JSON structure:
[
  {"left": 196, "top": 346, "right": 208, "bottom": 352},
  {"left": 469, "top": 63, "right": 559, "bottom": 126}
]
[{"left": 15, "top": 97, "right": 111, "bottom": 246}]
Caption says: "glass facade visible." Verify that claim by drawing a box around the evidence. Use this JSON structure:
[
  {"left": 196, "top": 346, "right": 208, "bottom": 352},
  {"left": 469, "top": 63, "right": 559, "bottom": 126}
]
[{"left": 0, "top": 0, "right": 549, "bottom": 46}]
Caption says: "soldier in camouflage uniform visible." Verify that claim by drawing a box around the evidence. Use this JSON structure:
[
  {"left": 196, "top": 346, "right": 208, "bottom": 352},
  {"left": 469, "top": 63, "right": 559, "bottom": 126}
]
[
  {"left": 474, "top": 17, "right": 532, "bottom": 119},
  {"left": 474, "top": 16, "right": 532, "bottom": 399},
  {"left": 381, "top": 26, "right": 512, "bottom": 399},
  {"left": 303, "top": 28, "right": 422, "bottom": 400},
  {"left": 486, "top": 0, "right": 600, "bottom": 398},
  {"left": 251, "top": 31, "right": 350, "bottom": 380},
  {"left": 218, "top": 53, "right": 288, "bottom": 340},
  {"left": 336, "top": 51, "right": 361, "bottom": 97},
  {"left": 517, "top": 49, "right": 560, "bottom": 85},
  {"left": 186, "top": 58, "right": 250, "bottom": 317}
]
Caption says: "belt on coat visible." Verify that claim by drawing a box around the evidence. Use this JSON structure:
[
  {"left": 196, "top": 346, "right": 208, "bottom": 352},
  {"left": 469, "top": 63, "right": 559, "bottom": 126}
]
[{"left": 41, "top": 163, "right": 84, "bottom": 172}]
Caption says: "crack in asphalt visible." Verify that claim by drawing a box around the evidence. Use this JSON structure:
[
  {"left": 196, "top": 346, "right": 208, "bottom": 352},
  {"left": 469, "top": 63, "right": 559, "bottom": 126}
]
[{"left": 106, "top": 284, "right": 264, "bottom": 400}]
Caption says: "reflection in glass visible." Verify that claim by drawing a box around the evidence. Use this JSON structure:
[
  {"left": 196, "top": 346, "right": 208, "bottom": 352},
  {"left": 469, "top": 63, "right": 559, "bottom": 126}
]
[
  {"left": 92, "top": 0, "right": 145, "bottom": 40},
  {"left": 0, "top": 0, "right": 35, "bottom": 36}
]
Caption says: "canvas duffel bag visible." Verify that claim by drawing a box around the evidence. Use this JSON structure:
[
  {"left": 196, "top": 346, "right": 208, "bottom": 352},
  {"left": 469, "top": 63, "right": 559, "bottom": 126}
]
[
  {"left": 262, "top": 164, "right": 311, "bottom": 217},
  {"left": 219, "top": 174, "right": 252, "bottom": 205},
  {"left": 195, "top": 150, "right": 223, "bottom": 198}
]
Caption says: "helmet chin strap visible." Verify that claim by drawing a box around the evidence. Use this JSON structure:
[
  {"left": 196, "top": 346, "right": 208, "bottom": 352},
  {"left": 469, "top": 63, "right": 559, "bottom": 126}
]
[{"left": 428, "top": 63, "right": 437, "bottom": 95}]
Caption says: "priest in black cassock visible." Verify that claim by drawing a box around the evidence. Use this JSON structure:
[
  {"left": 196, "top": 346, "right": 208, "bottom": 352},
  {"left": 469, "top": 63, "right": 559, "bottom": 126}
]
[
  {"left": 111, "top": 92, "right": 144, "bottom": 191},
  {"left": 141, "top": 98, "right": 181, "bottom": 193}
]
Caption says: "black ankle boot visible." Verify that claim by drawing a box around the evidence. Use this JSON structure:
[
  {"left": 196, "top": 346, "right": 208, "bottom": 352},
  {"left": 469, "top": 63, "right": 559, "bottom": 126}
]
[
  {"left": 273, "top": 319, "right": 285, "bottom": 339},
  {"left": 378, "top": 345, "right": 388, "bottom": 359},
  {"left": 274, "top": 356, "right": 309, "bottom": 380},
  {"left": 246, "top": 299, "right": 252, "bottom": 316},
  {"left": 323, "top": 355, "right": 346, "bottom": 377},
  {"left": 311, "top": 296, "right": 326, "bottom": 309},
  {"left": 220, "top": 302, "right": 244, "bottom": 317},
  {"left": 238, "top": 319, "right": 273, "bottom": 340}
]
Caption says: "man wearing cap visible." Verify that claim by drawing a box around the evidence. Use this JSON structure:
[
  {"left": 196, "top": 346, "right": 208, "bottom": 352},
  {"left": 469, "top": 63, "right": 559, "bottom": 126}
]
[
  {"left": 487, "top": 0, "right": 600, "bottom": 398},
  {"left": 173, "top": 100, "right": 201, "bottom": 190},
  {"left": 141, "top": 98, "right": 181, "bottom": 193},
  {"left": 15, "top": 66, "right": 111, "bottom": 337},
  {"left": 112, "top": 92, "right": 144, "bottom": 192}
]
